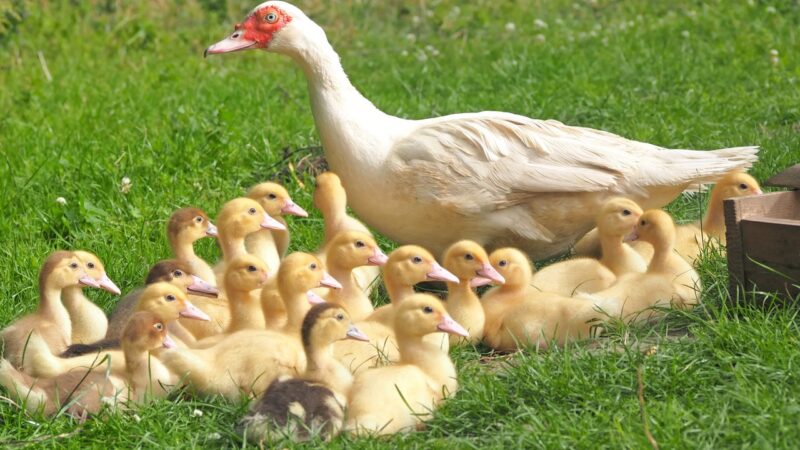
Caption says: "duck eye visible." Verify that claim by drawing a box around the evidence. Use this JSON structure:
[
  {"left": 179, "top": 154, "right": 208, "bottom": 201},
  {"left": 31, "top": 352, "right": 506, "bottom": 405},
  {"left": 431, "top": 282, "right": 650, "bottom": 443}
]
[
  {"left": 70, "top": 262, "right": 79, "bottom": 269},
  {"left": 464, "top": 253, "right": 474, "bottom": 261},
  {"left": 412, "top": 256, "right": 423, "bottom": 264},
  {"left": 87, "top": 262, "right": 95, "bottom": 269},
  {"left": 355, "top": 240, "right": 365, "bottom": 248},
  {"left": 231, "top": 31, "right": 242, "bottom": 39},
  {"left": 622, "top": 209, "right": 631, "bottom": 216},
  {"left": 154, "top": 323, "right": 163, "bottom": 331},
  {"left": 640, "top": 220, "right": 647, "bottom": 226},
  {"left": 195, "top": 216, "right": 203, "bottom": 223},
  {"left": 309, "top": 263, "right": 317, "bottom": 270},
  {"left": 499, "top": 260, "right": 508, "bottom": 267},
  {"left": 166, "top": 295, "right": 176, "bottom": 302},
  {"left": 247, "top": 265, "right": 257, "bottom": 272},
  {"left": 173, "top": 270, "right": 183, "bottom": 277},
  {"left": 336, "top": 313, "right": 344, "bottom": 321},
  {"left": 423, "top": 306, "right": 434, "bottom": 314},
  {"left": 265, "top": 12, "right": 278, "bottom": 23},
  {"left": 739, "top": 183, "right": 748, "bottom": 190},
  {"left": 248, "top": 208, "right": 257, "bottom": 215},
  {"left": 267, "top": 193, "right": 277, "bottom": 200}
]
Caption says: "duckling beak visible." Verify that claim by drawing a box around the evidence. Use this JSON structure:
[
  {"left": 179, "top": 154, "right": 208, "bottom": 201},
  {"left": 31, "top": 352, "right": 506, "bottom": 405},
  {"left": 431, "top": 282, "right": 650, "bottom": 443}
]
[
  {"left": 97, "top": 273, "right": 122, "bottom": 295},
  {"left": 162, "top": 334, "right": 177, "bottom": 349},
  {"left": 476, "top": 263, "right": 505, "bottom": 285},
  {"left": 306, "top": 290, "right": 326, "bottom": 305},
  {"left": 79, "top": 274, "right": 102, "bottom": 289},
  {"left": 367, "top": 247, "right": 389, "bottom": 266},
  {"left": 204, "top": 34, "right": 257, "bottom": 57},
  {"left": 437, "top": 314, "right": 469, "bottom": 337},
  {"left": 754, "top": 188, "right": 764, "bottom": 195},
  {"left": 426, "top": 262, "right": 460, "bottom": 283},
  {"left": 469, "top": 277, "right": 494, "bottom": 288},
  {"left": 187, "top": 276, "right": 219, "bottom": 298},
  {"left": 320, "top": 272, "right": 343, "bottom": 289},
  {"left": 261, "top": 213, "right": 287, "bottom": 231},
  {"left": 281, "top": 200, "right": 309, "bottom": 217},
  {"left": 623, "top": 229, "right": 639, "bottom": 242},
  {"left": 346, "top": 325, "right": 369, "bottom": 342},
  {"left": 206, "top": 222, "right": 219, "bottom": 237},
  {"left": 179, "top": 301, "right": 211, "bottom": 321}
]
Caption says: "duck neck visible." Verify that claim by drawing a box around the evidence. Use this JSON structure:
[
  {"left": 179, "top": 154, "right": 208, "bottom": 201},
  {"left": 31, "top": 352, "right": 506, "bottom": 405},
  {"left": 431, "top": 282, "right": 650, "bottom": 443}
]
[
  {"left": 304, "top": 343, "right": 353, "bottom": 395},
  {"left": 646, "top": 238, "right": 674, "bottom": 274},
  {"left": 40, "top": 283, "right": 72, "bottom": 339},
  {"left": 384, "top": 272, "right": 415, "bottom": 305},
  {"left": 281, "top": 289, "right": 311, "bottom": 333},
  {"left": 598, "top": 232, "right": 627, "bottom": 274},
  {"left": 702, "top": 193, "right": 726, "bottom": 238},
  {"left": 225, "top": 287, "right": 263, "bottom": 332},
  {"left": 219, "top": 233, "right": 247, "bottom": 262},
  {"left": 325, "top": 262, "right": 356, "bottom": 301},
  {"left": 123, "top": 343, "right": 150, "bottom": 380},
  {"left": 61, "top": 286, "right": 86, "bottom": 312},
  {"left": 170, "top": 235, "right": 198, "bottom": 263},
  {"left": 447, "top": 280, "right": 479, "bottom": 306},
  {"left": 397, "top": 332, "right": 455, "bottom": 386}
]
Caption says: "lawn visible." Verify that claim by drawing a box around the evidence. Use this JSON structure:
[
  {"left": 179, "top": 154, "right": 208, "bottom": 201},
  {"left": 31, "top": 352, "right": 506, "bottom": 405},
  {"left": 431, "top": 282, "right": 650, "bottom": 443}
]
[{"left": 0, "top": 0, "right": 799, "bottom": 447}]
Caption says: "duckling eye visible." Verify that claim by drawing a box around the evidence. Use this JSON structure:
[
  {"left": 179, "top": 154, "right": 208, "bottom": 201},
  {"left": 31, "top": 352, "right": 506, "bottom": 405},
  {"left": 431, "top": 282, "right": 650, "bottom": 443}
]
[
  {"left": 70, "top": 262, "right": 79, "bottom": 269},
  {"left": 739, "top": 183, "right": 748, "bottom": 190},
  {"left": 267, "top": 193, "right": 277, "bottom": 200},
  {"left": 622, "top": 209, "right": 631, "bottom": 216},
  {"left": 265, "top": 12, "right": 278, "bottom": 23},
  {"left": 194, "top": 216, "right": 203, "bottom": 223},
  {"left": 87, "top": 262, "right": 95, "bottom": 269},
  {"left": 498, "top": 260, "right": 508, "bottom": 267},
  {"left": 248, "top": 207, "right": 257, "bottom": 215},
  {"left": 247, "top": 265, "right": 257, "bottom": 272},
  {"left": 166, "top": 295, "right": 176, "bottom": 302},
  {"left": 640, "top": 220, "right": 648, "bottom": 226},
  {"left": 173, "top": 270, "right": 183, "bottom": 277},
  {"left": 423, "top": 306, "right": 434, "bottom": 314},
  {"left": 309, "top": 263, "right": 317, "bottom": 270},
  {"left": 412, "top": 256, "right": 423, "bottom": 264},
  {"left": 464, "top": 253, "right": 474, "bottom": 261},
  {"left": 355, "top": 240, "right": 365, "bottom": 248},
  {"left": 335, "top": 313, "right": 344, "bottom": 321},
  {"left": 154, "top": 323, "right": 164, "bottom": 331}
]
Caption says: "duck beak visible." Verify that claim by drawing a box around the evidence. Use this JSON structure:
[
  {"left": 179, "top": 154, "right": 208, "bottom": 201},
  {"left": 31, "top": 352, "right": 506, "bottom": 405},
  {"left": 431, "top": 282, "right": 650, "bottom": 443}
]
[
  {"left": 162, "top": 334, "right": 177, "bottom": 349},
  {"left": 624, "top": 229, "right": 639, "bottom": 242},
  {"left": 97, "top": 273, "right": 122, "bottom": 295},
  {"left": 187, "top": 276, "right": 219, "bottom": 297},
  {"left": 427, "top": 262, "right": 460, "bottom": 283},
  {"left": 206, "top": 222, "right": 218, "bottom": 237},
  {"left": 261, "top": 213, "right": 287, "bottom": 231},
  {"left": 319, "top": 272, "right": 343, "bottom": 289},
  {"left": 437, "top": 314, "right": 469, "bottom": 337},
  {"left": 469, "top": 277, "right": 494, "bottom": 288},
  {"left": 476, "top": 263, "right": 505, "bottom": 285},
  {"left": 346, "top": 324, "right": 369, "bottom": 342},
  {"left": 204, "top": 34, "right": 257, "bottom": 57},
  {"left": 281, "top": 200, "right": 309, "bottom": 217},
  {"left": 754, "top": 188, "right": 764, "bottom": 195},
  {"left": 367, "top": 247, "right": 389, "bottom": 266},
  {"left": 306, "top": 290, "right": 326, "bottom": 305},
  {"left": 179, "top": 301, "right": 211, "bottom": 321},
  {"left": 79, "top": 274, "right": 102, "bottom": 289}
]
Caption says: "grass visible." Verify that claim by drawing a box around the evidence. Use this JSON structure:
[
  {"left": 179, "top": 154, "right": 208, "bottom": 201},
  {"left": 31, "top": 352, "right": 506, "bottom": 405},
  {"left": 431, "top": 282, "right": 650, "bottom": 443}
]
[{"left": 0, "top": 0, "right": 799, "bottom": 447}]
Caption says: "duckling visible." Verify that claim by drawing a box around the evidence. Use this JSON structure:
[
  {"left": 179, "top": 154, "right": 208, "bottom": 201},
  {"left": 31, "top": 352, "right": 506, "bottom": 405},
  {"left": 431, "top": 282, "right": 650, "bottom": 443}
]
[
  {"left": 0, "top": 251, "right": 101, "bottom": 367},
  {"left": 318, "top": 230, "right": 388, "bottom": 321},
  {"left": 192, "top": 255, "right": 270, "bottom": 348},
  {"left": 346, "top": 294, "right": 468, "bottom": 435},
  {"left": 239, "top": 303, "right": 368, "bottom": 443},
  {"left": 168, "top": 207, "right": 219, "bottom": 286},
  {"left": 480, "top": 248, "right": 536, "bottom": 346},
  {"left": 246, "top": 181, "right": 308, "bottom": 277},
  {"left": 581, "top": 210, "right": 701, "bottom": 324},
  {"left": 530, "top": 198, "right": 646, "bottom": 296},
  {"left": 62, "top": 251, "right": 121, "bottom": 345},
  {"left": 159, "top": 253, "right": 340, "bottom": 400},
  {"left": 0, "top": 311, "right": 175, "bottom": 417},
  {"left": 441, "top": 240, "right": 505, "bottom": 345},
  {"left": 23, "top": 283, "right": 208, "bottom": 378},
  {"left": 314, "top": 172, "right": 380, "bottom": 295}
]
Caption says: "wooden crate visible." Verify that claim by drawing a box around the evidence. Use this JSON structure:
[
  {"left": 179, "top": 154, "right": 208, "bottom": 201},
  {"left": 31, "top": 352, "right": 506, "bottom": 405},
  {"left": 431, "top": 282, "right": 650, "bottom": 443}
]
[{"left": 725, "top": 165, "right": 800, "bottom": 301}]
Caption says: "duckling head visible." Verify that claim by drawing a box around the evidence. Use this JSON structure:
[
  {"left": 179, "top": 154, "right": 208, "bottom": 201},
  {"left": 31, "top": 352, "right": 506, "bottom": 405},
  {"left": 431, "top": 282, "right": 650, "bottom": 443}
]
[
  {"left": 137, "top": 282, "right": 211, "bottom": 322},
  {"left": 40, "top": 251, "right": 101, "bottom": 292},
  {"left": 325, "top": 231, "right": 388, "bottom": 269},
  {"left": 711, "top": 171, "right": 763, "bottom": 201},
  {"left": 631, "top": 210, "right": 676, "bottom": 248},
  {"left": 145, "top": 260, "right": 218, "bottom": 297},
  {"left": 217, "top": 198, "right": 286, "bottom": 240},
  {"left": 121, "top": 311, "right": 175, "bottom": 352},
  {"left": 168, "top": 207, "right": 218, "bottom": 241},
  {"left": 247, "top": 181, "right": 308, "bottom": 217},
  {"left": 278, "top": 252, "right": 342, "bottom": 304},
  {"left": 73, "top": 250, "right": 121, "bottom": 295},
  {"left": 479, "top": 248, "right": 533, "bottom": 290},
  {"left": 444, "top": 240, "right": 505, "bottom": 286},
  {"left": 385, "top": 245, "right": 459, "bottom": 286},
  {"left": 224, "top": 254, "right": 270, "bottom": 292},
  {"left": 595, "top": 197, "right": 643, "bottom": 239},
  {"left": 313, "top": 172, "right": 347, "bottom": 215},
  {"left": 301, "top": 303, "right": 369, "bottom": 353},
  {"left": 393, "top": 294, "right": 469, "bottom": 338}
]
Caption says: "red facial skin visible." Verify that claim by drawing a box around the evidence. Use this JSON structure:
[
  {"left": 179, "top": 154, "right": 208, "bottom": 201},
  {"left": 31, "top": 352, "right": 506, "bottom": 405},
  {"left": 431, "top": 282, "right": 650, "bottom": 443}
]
[{"left": 236, "top": 6, "right": 293, "bottom": 48}]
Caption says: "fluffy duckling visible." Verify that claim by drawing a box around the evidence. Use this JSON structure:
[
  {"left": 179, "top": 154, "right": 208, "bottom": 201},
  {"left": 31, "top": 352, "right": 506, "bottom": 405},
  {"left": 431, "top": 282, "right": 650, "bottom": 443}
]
[
  {"left": 315, "top": 172, "right": 380, "bottom": 295},
  {"left": 0, "top": 251, "right": 101, "bottom": 367},
  {"left": 441, "top": 240, "right": 505, "bottom": 345},
  {"left": 24, "top": 283, "right": 208, "bottom": 378},
  {"left": 581, "top": 210, "right": 701, "bottom": 323},
  {"left": 239, "top": 304, "right": 368, "bottom": 443},
  {"left": 319, "top": 231, "right": 388, "bottom": 321},
  {"left": 480, "top": 248, "right": 535, "bottom": 345},
  {"left": 246, "top": 181, "right": 309, "bottom": 277},
  {"left": 63, "top": 251, "right": 121, "bottom": 345},
  {"left": 159, "top": 253, "right": 340, "bottom": 401},
  {"left": 168, "top": 207, "right": 219, "bottom": 286},
  {"left": 530, "top": 198, "right": 646, "bottom": 296},
  {"left": 346, "top": 294, "right": 468, "bottom": 435},
  {"left": 0, "top": 311, "right": 175, "bottom": 417}
]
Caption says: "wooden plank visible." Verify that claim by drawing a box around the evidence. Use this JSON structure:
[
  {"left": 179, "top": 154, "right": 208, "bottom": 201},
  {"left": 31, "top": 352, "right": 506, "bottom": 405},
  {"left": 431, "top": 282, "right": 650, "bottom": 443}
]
[
  {"left": 726, "top": 191, "right": 800, "bottom": 221},
  {"left": 739, "top": 219, "right": 800, "bottom": 299},
  {"left": 765, "top": 164, "right": 800, "bottom": 189},
  {"left": 724, "top": 195, "right": 747, "bottom": 302}
]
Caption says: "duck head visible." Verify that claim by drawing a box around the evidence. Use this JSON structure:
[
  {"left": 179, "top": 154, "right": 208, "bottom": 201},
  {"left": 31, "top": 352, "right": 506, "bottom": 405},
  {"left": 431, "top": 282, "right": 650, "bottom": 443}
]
[
  {"left": 224, "top": 254, "right": 270, "bottom": 293},
  {"left": 595, "top": 197, "right": 643, "bottom": 241},
  {"left": 443, "top": 240, "right": 504, "bottom": 287},
  {"left": 385, "top": 245, "right": 459, "bottom": 286},
  {"left": 325, "top": 231, "right": 388, "bottom": 269},
  {"left": 136, "top": 282, "right": 211, "bottom": 322},
  {"left": 393, "top": 294, "right": 469, "bottom": 338},
  {"left": 121, "top": 311, "right": 176, "bottom": 352},
  {"left": 301, "top": 303, "right": 369, "bottom": 354},
  {"left": 145, "top": 260, "right": 218, "bottom": 298},
  {"left": 474, "top": 248, "right": 533, "bottom": 290},
  {"left": 40, "top": 251, "right": 102, "bottom": 292},
  {"left": 278, "top": 252, "right": 341, "bottom": 305},
  {"left": 217, "top": 198, "right": 286, "bottom": 240},
  {"left": 711, "top": 171, "right": 763, "bottom": 200},
  {"left": 168, "top": 207, "right": 218, "bottom": 241},
  {"left": 247, "top": 181, "right": 308, "bottom": 218},
  {"left": 73, "top": 250, "right": 121, "bottom": 295},
  {"left": 630, "top": 210, "right": 676, "bottom": 248}
]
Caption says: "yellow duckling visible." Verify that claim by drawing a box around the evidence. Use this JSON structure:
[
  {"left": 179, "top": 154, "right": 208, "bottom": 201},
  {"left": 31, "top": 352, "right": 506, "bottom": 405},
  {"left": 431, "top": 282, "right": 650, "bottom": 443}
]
[
  {"left": 167, "top": 207, "right": 219, "bottom": 285},
  {"left": 63, "top": 251, "right": 121, "bottom": 344}
]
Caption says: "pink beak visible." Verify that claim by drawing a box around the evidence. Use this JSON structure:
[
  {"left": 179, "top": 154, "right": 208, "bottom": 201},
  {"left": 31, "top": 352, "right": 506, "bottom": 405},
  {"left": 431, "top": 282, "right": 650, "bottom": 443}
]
[
  {"left": 97, "top": 273, "right": 122, "bottom": 295},
  {"left": 476, "top": 263, "right": 505, "bottom": 285},
  {"left": 426, "top": 262, "right": 460, "bottom": 284},
  {"left": 346, "top": 324, "right": 369, "bottom": 342},
  {"left": 624, "top": 229, "right": 639, "bottom": 242},
  {"left": 469, "top": 277, "right": 494, "bottom": 288},
  {"left": 206, "top": 222, "right": 218, "bottom": 237},
  {"left": 281, "top": 200, "right": 309, "bottom": 217},
  {"left": 162, "top": 334, "right": 177, "bottom": 349},
  {"left": 367, "top": 247, "right": 389, "bottom": 266},
  {"left": 204, "top": 33, "right": 257, "bottom": 57},
  {"left": 754, "top": 188, "right": 764, "bottom": 195},
  {"left": 261, "top": 213, "right": 287, "bottom": 231},
  {"left": 187, "top": 275, "right": 219, "bottom": 297},
  {"left": 306, "top": 290, "right": 326, "bottom": 305},
  {"left": 79, "top": 274, "right": 102, "bottom": 289},
  {"left": 319, "top": 272, "right": 343, "bottom": 289},
  {"left": 179, "top": 301, "right": 211, "bottom": 321},
  {"left": 437, "top": 314, "right": 469, "bottom": 337}
]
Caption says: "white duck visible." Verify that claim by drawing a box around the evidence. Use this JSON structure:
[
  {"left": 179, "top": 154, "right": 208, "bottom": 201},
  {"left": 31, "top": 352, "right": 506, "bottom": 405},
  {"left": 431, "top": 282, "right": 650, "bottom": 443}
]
[{"left": 206, "top": 1, "right": 758, "bottom": 260}]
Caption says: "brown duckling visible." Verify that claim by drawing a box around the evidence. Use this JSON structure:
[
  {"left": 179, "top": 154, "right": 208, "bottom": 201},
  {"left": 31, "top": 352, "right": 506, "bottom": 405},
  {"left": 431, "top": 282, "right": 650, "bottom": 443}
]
[
  {"left": 63, "top": 251, "right": 121, "bottom": 345},
  {"left": 168, "top": 207, "right": 219, "bottom": 286}
]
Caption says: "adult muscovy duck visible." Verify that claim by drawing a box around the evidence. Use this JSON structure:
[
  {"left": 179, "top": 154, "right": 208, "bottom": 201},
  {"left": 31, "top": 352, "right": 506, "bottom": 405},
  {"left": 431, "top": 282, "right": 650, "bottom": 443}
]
[{"left": 205, "top": 1, "right": 758, "bottom": 260}]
